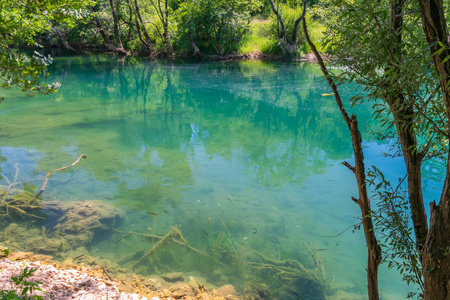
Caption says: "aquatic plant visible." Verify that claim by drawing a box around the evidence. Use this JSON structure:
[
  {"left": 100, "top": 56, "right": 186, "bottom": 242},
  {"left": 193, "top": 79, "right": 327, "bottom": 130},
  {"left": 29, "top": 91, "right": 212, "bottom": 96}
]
[
  {"left": 1, "top": 248, "right": 12, "bottom": 258},
  {"left": 0, "top": 163, "right": 44, "bottom": 221},
  {"left": 113, "top": 226, "right": 210, "bottom": 270},
  {"left": 114, "top": 223, "right": 328, "bottom": 298}
]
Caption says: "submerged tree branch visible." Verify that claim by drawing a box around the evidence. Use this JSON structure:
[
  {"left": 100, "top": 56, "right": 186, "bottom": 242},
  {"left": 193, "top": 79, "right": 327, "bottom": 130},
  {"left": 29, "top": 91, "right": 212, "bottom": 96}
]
[{"left": 39, "top": 154, "right": 87, "bottom": 194}]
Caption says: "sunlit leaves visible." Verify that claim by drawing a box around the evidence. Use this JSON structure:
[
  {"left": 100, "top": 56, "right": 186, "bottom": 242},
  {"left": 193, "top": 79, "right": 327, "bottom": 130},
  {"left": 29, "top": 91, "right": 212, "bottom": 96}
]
[
  {"left": 0, "top": 0, "right": 92, "bottom": 100},
  {"left": 319, "top": 0, "right": 448, "bottom": 161},
  {"left": 174, "top": 0, "right": 261, "bottom": 55},
  {"left": 367, "top": 166, "right": 424, "bottom": 298}
]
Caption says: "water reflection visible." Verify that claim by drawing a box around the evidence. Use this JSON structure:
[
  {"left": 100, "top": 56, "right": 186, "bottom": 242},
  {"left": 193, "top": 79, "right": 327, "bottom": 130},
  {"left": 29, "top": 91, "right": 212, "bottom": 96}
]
[{"left": 0, "top": 55, "right": 389, "bottom": 298}]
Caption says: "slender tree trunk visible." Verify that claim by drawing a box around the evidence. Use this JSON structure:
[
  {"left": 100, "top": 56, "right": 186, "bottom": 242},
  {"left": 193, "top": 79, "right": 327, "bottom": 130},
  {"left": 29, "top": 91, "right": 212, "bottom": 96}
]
[
  {"left": 301, "top": 4, "right": 381, "bottom": 299},
  {"left": 269, "top": 0, "right": 306, "bottom": 57},
  {"left": 57, "top": 31, "right": 75, "bottom": 52},
  {"left": 291, "top": 0, "right": 306, "bottom": 45},
  {"left": 188, "top": 33, "right": 202, "bottom": 59},
  {"left": 386, "top": 0, "right": 429, "bottom": 250},
  {"left": 109, "top": 0, "right": 123, "bottom": 48},
  {"left": 93, "top": 6, "right": 128, "bottom": 55},
  {"left": 417, "top": 0, "right": 450, "bottom": 298},
  {"left": 133, "top": 0, "right": 154, "bottom": 55},
  {"left": 268, "top": 0, "right": 285, "bottom": 39},
  {"left": 108, "top": 0, "right": 128, "bottom": 55},
  {"left": 162, "top": 0, "right": 172, "bottom": 54}
]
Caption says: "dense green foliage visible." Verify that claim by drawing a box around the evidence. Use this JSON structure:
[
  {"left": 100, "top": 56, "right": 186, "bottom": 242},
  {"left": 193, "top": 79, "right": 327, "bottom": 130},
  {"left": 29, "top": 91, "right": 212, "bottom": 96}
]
[
  {"left": 174, "top": 0, "right": 260, "bottom": 55},
  {"left": 314, "top": 0, "right": 450, "bottom": 298},
  {"left": 319, "top": 0, "right": 446, "bottom": 157},
  {"left": 0, "top": 0, "right": 325, "bottom": 98},
  {"left": 1, "top": 0, "right": 323, "bottom": 58},
  {"left": 0, "top": 0, "right": 91, "bottom": 100}
]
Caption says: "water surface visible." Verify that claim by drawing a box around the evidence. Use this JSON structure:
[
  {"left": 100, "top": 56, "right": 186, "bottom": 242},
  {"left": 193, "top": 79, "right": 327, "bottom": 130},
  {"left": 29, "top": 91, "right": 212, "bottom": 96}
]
[{"left": 1, "top": 55, "right": 439, "bottom": 299}]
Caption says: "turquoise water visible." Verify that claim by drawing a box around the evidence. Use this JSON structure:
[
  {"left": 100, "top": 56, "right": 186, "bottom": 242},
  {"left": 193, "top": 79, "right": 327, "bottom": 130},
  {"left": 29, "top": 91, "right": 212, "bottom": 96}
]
[{"left": 0, "top": 55, "right": 443, "bottom": 299}]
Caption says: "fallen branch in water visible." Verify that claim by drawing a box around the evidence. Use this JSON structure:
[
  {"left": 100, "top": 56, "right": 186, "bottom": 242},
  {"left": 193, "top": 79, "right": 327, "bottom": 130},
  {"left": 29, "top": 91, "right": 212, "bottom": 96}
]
[
  {"left": 39, "top": 154, "right": 87, "bottom": 194},
  {"left": 102, "top": 266, "right": 113, "bottom": 281}
]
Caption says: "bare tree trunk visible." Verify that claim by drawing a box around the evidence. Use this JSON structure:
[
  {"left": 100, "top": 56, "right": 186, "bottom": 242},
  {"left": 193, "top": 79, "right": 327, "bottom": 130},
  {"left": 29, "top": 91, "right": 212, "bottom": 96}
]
[
  {"left": 162, "top": 0, "right": 172, "bottom": 55},
  {"left": 268, "top": 0, "right": 285, "bottom": 39},
  {"left": 108, "top": 0, "right": 129, "bottom": 55},
  {"left": 417, "top": 0, "right": 450, "bottom": 298},
  {"left": 291, "top": 0, "right": 306, "bottom": 45},
  {"left": 133, "top": 0, "right": 155, "bottom": 55},
  {"left": 301, "top": 3, "right": 381, "bottom": 299},
  {"left": 188, "top": 33, "right": 202, "bottom": 59},
  {"left": 92, "top": 6, "right": 129, "bottom": 55},
  {"left": 268, "top": 0, "right": 306, "bottom": 57},
  {"left": 149, "top": 0, "right": 172, "bottom": 56},
  {"left": 54, "top": 28, "right": 76, "bottom": 52}
]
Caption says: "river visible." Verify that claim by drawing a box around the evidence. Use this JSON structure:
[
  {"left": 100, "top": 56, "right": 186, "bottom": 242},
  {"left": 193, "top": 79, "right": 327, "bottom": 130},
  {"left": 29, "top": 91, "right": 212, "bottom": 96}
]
[{"left": 0, "top": 54, "right": 443, "bottom": 299}]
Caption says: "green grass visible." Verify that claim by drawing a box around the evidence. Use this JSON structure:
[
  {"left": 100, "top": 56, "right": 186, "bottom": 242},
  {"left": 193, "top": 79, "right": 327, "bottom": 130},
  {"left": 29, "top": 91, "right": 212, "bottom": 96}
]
[
  {"left": 238, "top": 16, "right": 328, "bottom": 57},
  {"left": 239, "top": 18, "right": 279, "bottom": 55}
]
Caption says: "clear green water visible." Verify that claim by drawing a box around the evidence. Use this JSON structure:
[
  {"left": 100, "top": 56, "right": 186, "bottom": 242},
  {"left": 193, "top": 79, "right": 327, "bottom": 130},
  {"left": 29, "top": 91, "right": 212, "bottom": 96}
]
[{"left": 0, "top": 55, "right": 443, "bottom": 299}]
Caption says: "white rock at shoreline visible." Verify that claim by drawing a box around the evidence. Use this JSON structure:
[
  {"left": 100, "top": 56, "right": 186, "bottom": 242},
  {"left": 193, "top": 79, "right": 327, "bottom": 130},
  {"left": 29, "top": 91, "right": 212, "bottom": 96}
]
[{"left": 0, "top": 259, "right": 146, "bottom": 300}]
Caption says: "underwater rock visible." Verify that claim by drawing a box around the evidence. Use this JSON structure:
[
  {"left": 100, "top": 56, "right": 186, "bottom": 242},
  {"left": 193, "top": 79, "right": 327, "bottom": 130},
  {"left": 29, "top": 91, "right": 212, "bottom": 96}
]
[
  {"left": 216, "top": 284, "right": 237, "bottom": 297},
  {"left": 242, "top": 283, "right": 269, "bottom": 299},
  {"left": 52, "top": 200, "right": 124, "bottom": 246},
  {"left": 25, "top": 237, "right": 68, "bottom": 254},
  {"left": 7, "top": 251, "right": 34, "bottom": 261},
  {"left": 43, "top": 200, "right": 72, "bottom": 214},
  {"left": 32, "top": 254, "right": 55, "bottom": 264},
  {"left": 161, "top": 272, "right": 184, "bottom": 283},
  {"left": 291, "top": 276, "right": 326, "bottom": 300},
  {"left": 327, "top": 291, "right": 366, "bottom": 300},
  {"left": 1, "top": 223, "right": 65, "bottom": 255},
  {"left": 168, "top": 282, "right": 196, "bottom": 298},
  {"left": 209, "top": 269, "right": 222, "bottom": 284}
]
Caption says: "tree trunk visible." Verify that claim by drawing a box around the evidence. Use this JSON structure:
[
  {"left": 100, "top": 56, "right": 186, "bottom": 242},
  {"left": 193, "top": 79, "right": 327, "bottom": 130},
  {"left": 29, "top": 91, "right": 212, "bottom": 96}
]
[
  {"left": 268, "top": 0, "right": 285, "bottom": 39},
  {"left": 54, "top": 28, "right": 76, "bottom": 52},
  {"left": 301, "top": 6, "right": 381, "bottom": 299},
  {"left": 386, "top": 0, "right": 429, "bottom": 250},
  {"left": 133, "top": 0, "right": 154, "bottom": 55},
  {"left": 108, "top": 0, "right": 129, "bottom": 55},
  {"left": 291, "top": 0, "right": 306, "bottom": 45},
  {"left": 269, "top": 0, "right": 306, "bottom": 58},
  {"left": 188, "top": 33, "right": 202, "bottom": 59},
  {"left": 417, "top": 0, "right": 450, "bottom": 298},
  {"left": 162, "top": 0, "right": 172, "bottom": 55}
]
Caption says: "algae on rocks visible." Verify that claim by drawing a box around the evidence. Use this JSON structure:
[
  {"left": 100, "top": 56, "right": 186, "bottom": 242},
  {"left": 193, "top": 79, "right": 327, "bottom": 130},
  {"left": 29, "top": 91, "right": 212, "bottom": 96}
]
[{"left": 0, "top": 199, "right": 124, "bottom": 255}]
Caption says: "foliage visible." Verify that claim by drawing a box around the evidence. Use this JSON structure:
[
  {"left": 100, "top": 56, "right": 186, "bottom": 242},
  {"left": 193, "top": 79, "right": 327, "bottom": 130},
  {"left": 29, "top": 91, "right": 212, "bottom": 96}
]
[
  {"left": 267, "top": 6, "right": 325, "bottom": 56},
  {"left": 0, "top": 267, "right": 44, "bottom": 300},
  {"left": 174, "top": 0, "right": 261, "bottom": 55},
  {"left": 367, "top": 166, "right": 423, "bottom": 298},
  {"left": 1, "top": 248, "right": 12, "bottom": 258},
  {"left": 317, "top": 0, "right": 450, "bottom": 297},
  {"left": 319, "top": 0, "right": 447, "bottom": 154},
  {"left": 0, "top": 0, "right": 92, "bottom": 100},
  {"left": 0, "top": 0, "right": 327, "bottom": 59},
  {"left": 238, "top": 18, "right": 280, "bottom": 55}
]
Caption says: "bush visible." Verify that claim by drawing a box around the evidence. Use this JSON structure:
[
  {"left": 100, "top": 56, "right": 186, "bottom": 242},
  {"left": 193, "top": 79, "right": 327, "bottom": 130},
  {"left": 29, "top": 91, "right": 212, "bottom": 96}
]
[{"left": 0, "top": 267, "right": 45, "bottom": 300}]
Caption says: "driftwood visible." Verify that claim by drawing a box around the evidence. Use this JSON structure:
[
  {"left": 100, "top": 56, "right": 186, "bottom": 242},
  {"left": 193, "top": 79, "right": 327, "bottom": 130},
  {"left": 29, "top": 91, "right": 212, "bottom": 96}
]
[
  {"left": 113, "top": 226, "right": 211, "bottom": 269},
  {"left": 1, "top": 164, "right": 44, "bottom": 220},
  {"left": 39, "top": 154, "right": 87, "bottom": 194}
]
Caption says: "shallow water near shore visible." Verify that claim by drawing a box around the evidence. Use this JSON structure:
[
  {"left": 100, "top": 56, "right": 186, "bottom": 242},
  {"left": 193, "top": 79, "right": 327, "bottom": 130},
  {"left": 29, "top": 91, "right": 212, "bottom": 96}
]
[{"left": 0, "top": 55, "right": 444, "bottom": 299}]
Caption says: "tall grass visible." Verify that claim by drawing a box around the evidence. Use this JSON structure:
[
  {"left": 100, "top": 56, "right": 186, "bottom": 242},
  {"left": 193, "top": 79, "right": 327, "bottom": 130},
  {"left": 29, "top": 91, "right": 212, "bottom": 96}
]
[{"left": 238, "top": 14, "right": 327, "bottom": 57}]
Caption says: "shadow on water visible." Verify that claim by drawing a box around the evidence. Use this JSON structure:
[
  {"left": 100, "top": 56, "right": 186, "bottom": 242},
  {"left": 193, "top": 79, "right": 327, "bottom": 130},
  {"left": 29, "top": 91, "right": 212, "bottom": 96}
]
[{"left": 0, "top": 54, "right": 406, "bottom": 299}]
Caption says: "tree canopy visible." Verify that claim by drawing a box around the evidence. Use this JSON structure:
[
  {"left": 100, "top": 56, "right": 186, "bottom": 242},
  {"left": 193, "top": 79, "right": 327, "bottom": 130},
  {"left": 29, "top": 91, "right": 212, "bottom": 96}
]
[{"left": 0, "top": 0, "right": 91, "bottom": 100}]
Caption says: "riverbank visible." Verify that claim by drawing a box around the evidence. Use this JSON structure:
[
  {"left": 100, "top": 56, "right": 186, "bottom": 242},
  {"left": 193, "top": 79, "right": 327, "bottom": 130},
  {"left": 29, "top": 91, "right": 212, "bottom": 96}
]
[{"left": 0, "top": 251, "right": 241, "bottom": 299}]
